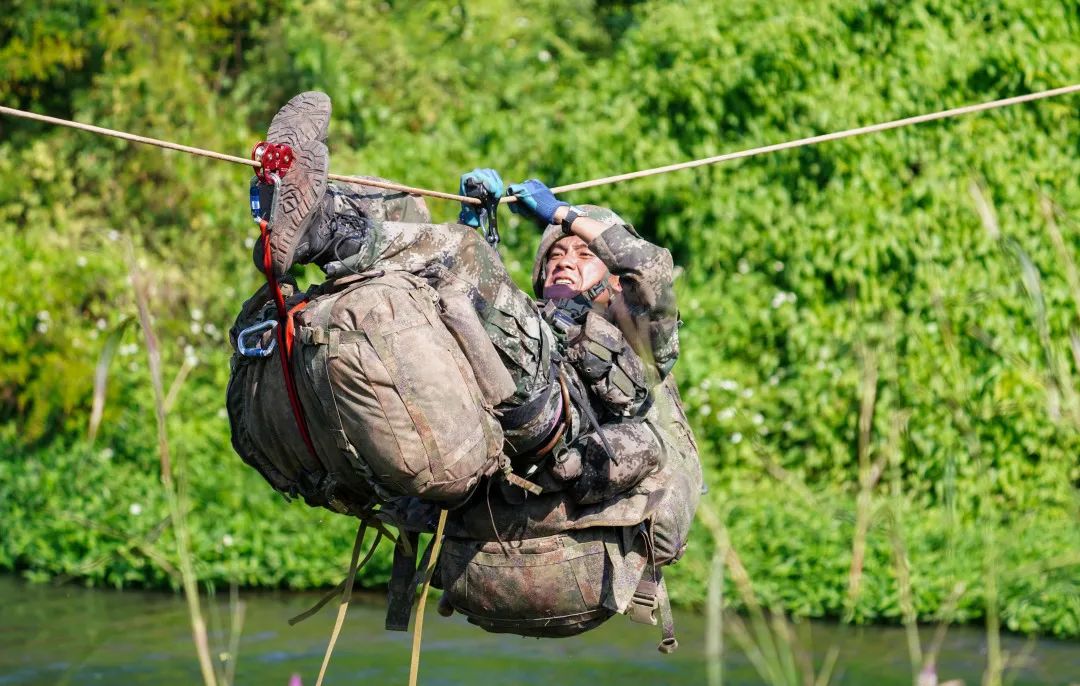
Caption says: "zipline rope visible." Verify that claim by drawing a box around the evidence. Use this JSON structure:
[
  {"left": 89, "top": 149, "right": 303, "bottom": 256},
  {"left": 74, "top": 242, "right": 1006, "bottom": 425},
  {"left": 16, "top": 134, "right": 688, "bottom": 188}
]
[
  {"left": 545, "top": 82, "right": 1080, "bottom": 196},
  {"left": 0, "top": 105, "right": 474, "bottom": 203},
  {"left": 2, "top": 82, "right": 1078, "bottom": 206}
]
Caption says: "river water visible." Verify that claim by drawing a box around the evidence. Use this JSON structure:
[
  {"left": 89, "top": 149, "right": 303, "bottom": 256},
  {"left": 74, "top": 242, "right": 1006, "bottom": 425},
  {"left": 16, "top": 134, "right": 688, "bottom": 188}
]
[{"left": 0, "top": 575, "right": 1076, "bottom": 685}]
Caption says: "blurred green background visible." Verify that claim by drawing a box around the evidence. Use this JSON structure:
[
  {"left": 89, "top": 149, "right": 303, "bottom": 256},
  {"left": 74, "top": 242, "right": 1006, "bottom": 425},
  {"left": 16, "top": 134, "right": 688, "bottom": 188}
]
[{"left": 1, "top": 0, "right": 1078, "bottom": 638}]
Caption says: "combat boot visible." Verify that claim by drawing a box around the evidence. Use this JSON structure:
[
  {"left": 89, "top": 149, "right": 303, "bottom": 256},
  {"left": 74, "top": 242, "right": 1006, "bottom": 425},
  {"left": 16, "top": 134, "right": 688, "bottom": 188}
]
[
  {"left": 256, "top": 139, "right": 330, "bottom": 277},
  {"left": 267, "top": 90, "right": 331, "bottom": 147},
  {"left": 254, "top": 91, "right": 334, "bottom": 276}
]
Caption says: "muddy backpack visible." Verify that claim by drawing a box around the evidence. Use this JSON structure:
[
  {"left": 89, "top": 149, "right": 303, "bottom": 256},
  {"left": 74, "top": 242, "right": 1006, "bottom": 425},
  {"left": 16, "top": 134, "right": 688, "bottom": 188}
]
[{"left": 226, "top": 269, "right": 516, "bottom": 512}]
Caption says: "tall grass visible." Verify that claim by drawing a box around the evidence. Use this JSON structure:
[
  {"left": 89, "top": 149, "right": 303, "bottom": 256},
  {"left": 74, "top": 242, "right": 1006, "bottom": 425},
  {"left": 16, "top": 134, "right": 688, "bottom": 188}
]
[
  {"left": 698, "top": 183, "right": 1080, "bottom": 684},
  {"left": 128, "top": 241, "right": 245, "bottom": 686}
]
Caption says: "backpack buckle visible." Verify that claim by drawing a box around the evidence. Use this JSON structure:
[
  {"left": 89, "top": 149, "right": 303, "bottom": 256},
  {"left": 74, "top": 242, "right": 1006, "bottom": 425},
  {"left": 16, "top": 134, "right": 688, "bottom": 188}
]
[
  {"left": 628, "top": 588, "right": 658, "bottom": 625},
  {"left": 237, "top": 319, "right": 278, "bottom": 357}
]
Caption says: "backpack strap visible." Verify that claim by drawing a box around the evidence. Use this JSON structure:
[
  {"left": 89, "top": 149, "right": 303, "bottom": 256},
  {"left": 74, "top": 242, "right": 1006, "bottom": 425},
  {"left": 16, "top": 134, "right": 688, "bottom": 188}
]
[
  {"left": 385, "top": 530, "right": 422, "bottom": 631},
  {"left": 626, "top": 518, "right": 679, "bottom": 653}
]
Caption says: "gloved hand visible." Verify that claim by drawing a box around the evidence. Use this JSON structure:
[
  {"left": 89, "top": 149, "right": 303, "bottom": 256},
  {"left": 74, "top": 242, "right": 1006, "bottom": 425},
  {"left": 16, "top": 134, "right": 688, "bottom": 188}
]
[
  {"left": 506, "top": 179, "right": 568, "bottom": 225},
  {"left": 458, "top": 168, "right": 504, "bottom": 228}
]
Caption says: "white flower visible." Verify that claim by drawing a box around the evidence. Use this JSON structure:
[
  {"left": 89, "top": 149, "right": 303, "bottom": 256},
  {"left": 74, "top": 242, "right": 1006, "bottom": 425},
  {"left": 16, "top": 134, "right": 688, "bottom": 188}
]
[
  {"left": 107, "top": 229, "right": 120, "bottom": 241},
  {"left": 699, "top": 404, "right": 712, "bottom": 416},
  {"left": 717, "top": 407, "right": 737, "bottom": 421},
  {"left": 35, "top": 321, "right": 48, "bottom": 334},
  {"left": 752, "top": 413, "right": 765, "bottom": 425},
  {"left": 222, "top": 534, "right": 234, "bottom": 547},
  {"left": 718, "top": 379, "right": 739, "bottom": 392},
  {"left": 190, "top": 308, "right": 203, "bottom": 322},
  {"left": 741, "top": 388, "right": 754, "bottom": 399},
  {"left": 782, "top": 421, "right": 795, "bottom": 432},
  {"left": 737, "top": 258, "right": 751, "bottom": 274},
  {"left": 76, "top": 255, "right": 88, "bottom": 267},
  {"left": 217, "top": 407, "right": 229, "bottom": 420},
  {"left": 203, "top": 322, "right": 219, "bottom": 337},
  {"left": 773, "top": 261, "right": 784, "bottom": 272},
  {"left": 926, "top": 322, "right": 938, "bottom": 333},
  {"left": 96, "top": 318, "right": 108, "bottom": 331},
  {"left": 129, "top": 503, "right": 143, "bottom": 516},
  {"left": 190, "top": 322, "right": 202, "bottom": 335},
  {"left": 100, "top": 448, "right": 114, "bottom": 461},
  {"left": 37, "top": 310, "right": 50, "bottom": 321},
  {"left": 244, "top": 236, "right": 256, "bottom": 249},
  {"left": 730, "top": 432, "right": 743, "bottom": 444},
  {"left": 538, "top": 49, "right": 552, "bottom": 62},
  {"left": 768, "top": 374, "right": 780, "bottom": 386}
]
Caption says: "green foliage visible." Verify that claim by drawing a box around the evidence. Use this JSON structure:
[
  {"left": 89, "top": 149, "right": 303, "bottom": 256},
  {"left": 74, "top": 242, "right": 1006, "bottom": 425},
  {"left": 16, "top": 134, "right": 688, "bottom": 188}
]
[{"left": 1, "top": 0, "right": 1078, "bottom": 637}]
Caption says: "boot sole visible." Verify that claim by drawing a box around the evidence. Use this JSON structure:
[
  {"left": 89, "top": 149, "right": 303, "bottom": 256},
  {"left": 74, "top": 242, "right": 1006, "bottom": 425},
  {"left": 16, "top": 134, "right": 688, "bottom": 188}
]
[
  {"left": 268, "top": 140, "right": 329, "bottom": 277},
  {"left": 267, "top": 91, "right": 332, "bottom": 147}
]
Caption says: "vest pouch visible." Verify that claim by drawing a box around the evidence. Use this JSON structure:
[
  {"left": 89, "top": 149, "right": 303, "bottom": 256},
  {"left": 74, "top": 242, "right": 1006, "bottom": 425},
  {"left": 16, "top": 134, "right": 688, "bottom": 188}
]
[{"left": 439, "top": 530, "right": 619, "bottom": 638}]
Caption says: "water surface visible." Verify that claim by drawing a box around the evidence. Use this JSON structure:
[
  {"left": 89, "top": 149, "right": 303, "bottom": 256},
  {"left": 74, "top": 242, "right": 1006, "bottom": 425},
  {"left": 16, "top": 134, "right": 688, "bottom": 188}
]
[{"left": 1, "top": 576, "right": 1076, "bottom": 685}]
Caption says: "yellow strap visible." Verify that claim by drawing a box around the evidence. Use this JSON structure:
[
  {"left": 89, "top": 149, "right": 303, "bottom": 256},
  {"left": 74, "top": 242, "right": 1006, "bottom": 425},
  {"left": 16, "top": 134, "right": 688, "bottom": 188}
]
[
  {"left": 288, "top": 531, "right": 383, "bottom": 626},
  {"left": 408, "top": 509, "right": 448, "bottom": 686},
  {"left": 315, "top": 523, "right": 367, "bottom": 686}
]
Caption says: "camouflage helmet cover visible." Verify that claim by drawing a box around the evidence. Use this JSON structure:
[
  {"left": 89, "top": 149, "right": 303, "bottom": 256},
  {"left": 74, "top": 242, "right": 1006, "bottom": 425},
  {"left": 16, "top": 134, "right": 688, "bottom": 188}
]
[{"left": 530, "top": 204, "right": 634, "bottom": 298}]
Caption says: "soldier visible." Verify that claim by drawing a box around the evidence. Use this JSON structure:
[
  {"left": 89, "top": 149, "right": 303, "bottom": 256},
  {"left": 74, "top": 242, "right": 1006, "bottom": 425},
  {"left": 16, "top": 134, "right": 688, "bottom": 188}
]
[
  {"left": 233, "top": 91, "right": 702, "bottom": 644},
  {"left": 249, "top": 94, "right": 699, "bottom": 543}
]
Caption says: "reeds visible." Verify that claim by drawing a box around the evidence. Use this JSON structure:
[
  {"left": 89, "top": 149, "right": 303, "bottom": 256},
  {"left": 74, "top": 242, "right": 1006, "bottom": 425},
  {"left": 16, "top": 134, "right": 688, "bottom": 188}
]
[{"left": 127, "top": 240, "right": 245, "bottom": 686}]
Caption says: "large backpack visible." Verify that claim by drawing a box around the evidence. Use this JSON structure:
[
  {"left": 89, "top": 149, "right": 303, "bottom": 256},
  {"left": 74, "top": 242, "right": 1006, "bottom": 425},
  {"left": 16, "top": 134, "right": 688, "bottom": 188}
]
[
  {"left": 383, "top": 380, "right": 701, "bottom": 652},
  {"left": 226, "top": 268, "right": 515, "bottom": 510}
]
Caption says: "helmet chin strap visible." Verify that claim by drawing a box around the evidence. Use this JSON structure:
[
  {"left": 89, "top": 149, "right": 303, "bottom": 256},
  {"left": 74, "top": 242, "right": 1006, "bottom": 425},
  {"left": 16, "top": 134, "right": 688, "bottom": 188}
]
[{"left": 581, "top": 268, "right": 615, "bottom": 305}]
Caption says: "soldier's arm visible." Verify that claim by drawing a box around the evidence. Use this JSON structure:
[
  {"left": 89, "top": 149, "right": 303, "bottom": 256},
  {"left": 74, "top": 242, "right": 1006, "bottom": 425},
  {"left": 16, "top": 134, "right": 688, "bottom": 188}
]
[{"left": 551, "top": 206, "right": 680, "bottom": 379}]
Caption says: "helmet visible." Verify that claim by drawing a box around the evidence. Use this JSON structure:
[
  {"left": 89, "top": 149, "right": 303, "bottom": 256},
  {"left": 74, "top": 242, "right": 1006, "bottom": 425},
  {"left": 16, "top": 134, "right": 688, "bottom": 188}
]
[{"left": 530, "top": 204, "right": 633, "bottom": 298}]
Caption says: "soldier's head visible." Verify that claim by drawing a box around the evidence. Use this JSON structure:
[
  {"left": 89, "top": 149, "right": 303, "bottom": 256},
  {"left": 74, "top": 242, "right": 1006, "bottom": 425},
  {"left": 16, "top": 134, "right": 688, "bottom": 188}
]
[{"left": 531, "top": 204, "right": 627, "bottom": 303}]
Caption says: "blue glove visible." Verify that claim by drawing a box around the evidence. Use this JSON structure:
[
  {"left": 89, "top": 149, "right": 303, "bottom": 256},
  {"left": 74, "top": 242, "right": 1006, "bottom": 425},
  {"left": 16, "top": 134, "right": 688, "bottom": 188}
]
[
  {"left": 458, "top": 168, "right": 504, "bottom": 228},
  {"left": 507, "top": 179, "right": 568, "bottom": 225}
]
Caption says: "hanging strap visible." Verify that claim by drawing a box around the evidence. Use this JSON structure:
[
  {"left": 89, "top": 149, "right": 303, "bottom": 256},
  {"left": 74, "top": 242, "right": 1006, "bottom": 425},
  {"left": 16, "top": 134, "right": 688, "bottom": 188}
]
[
  {"left": 408, "top": 509, "right": 449, "bottom": 686},
  {"left": 385, "top": 530, "right": 422, "bottom": 631},
  {"left": 629, "top": 568, "right": 678, "bottom": 654},
  {"left": 287, "top": 528, "right": 384, "bottom": 626},
  {"left": 313, "top": 522, "right": 367, "bottom": 686}
]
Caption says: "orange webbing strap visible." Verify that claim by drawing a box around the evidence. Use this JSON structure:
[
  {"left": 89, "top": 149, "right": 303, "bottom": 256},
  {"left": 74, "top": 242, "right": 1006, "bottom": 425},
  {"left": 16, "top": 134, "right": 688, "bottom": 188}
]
[{"left": 258, "top": 218, "right": 319, "bottom": 461}]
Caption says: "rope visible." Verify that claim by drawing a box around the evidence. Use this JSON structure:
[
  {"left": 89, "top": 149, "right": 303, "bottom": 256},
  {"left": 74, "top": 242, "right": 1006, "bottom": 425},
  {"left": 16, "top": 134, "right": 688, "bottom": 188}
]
[
  {"left": 0, "top": 105, "right": 479, "bottom": 205},
  {"left": 543, "top": 83, "right": 1080, "bottom": 196},
  {"left": 2, "top": 83, "right": 1078, "bottom": 206},
  {"left": 408, "top": 509, "right": 448, "bottom": 686}
]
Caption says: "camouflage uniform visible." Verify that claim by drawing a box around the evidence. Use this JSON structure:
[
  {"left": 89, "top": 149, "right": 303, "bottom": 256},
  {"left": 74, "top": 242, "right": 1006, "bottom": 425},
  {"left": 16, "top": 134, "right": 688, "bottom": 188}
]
[{"left": 529, "top": 207, "right": 702, "bottom": 563}]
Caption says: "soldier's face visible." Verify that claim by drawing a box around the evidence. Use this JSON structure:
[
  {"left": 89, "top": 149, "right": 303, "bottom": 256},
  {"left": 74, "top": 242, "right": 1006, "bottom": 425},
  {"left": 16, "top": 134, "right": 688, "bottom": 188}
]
[{"left": 543, "top": 236, "right": 618, "bottom": 301}]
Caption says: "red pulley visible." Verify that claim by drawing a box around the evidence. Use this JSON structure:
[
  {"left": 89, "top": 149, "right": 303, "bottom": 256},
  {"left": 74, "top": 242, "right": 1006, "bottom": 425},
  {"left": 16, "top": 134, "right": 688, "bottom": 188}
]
[{"left": 251, "top": 141, "right": 295, "bottom": 184}]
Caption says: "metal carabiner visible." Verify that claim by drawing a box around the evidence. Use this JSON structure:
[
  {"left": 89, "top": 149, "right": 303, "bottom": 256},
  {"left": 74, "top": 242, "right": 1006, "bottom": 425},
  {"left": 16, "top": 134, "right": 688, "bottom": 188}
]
[{"left": 237, "top": 319, "right": 278, "bottom": 358}]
